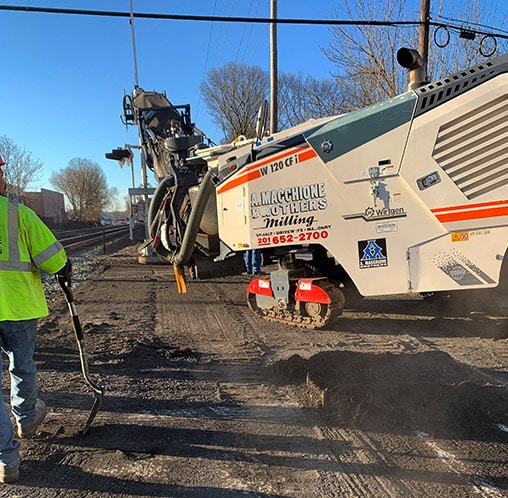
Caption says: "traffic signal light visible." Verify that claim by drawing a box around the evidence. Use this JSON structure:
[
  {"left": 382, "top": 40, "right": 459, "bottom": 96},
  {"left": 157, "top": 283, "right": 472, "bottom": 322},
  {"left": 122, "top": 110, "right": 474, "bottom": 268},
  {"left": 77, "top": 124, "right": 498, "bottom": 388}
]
[{"left": 105, "top": 148, "right": 133, "bottom": 162}]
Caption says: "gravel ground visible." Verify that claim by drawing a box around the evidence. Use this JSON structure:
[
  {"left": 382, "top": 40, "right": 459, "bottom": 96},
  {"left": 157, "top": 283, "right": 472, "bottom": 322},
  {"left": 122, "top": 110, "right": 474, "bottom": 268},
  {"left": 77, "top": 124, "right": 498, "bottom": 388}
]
[{"left": 2, "top": 233, "right": 507, "bottom": 497}]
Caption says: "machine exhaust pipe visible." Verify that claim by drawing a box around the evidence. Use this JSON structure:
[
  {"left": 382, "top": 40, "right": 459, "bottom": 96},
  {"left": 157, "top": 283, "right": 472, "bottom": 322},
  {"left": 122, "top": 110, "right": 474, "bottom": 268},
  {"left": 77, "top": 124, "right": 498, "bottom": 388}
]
[{"left": 397, "top": 47, "right": 428, "bottom": 91}]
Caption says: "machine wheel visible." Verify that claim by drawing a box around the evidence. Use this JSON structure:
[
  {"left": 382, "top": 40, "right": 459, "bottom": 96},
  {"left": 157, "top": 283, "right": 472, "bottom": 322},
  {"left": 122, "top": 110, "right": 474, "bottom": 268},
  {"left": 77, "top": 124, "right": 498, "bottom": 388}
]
[
  {"left": 301, "top": 283, "right": 345, "bottom": 327},
  {"left": 247, "top": 279, "right": 345, "bottom": 329},
  {"left": 304, "top": 301, "right": 325, "bottom": 318}
]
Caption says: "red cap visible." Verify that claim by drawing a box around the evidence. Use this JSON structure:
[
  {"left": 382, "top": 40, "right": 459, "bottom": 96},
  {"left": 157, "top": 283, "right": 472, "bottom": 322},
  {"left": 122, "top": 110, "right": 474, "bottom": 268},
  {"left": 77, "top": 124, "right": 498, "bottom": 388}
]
[{"left": 0, "top": 156, "right": 5, "bottom": 166}]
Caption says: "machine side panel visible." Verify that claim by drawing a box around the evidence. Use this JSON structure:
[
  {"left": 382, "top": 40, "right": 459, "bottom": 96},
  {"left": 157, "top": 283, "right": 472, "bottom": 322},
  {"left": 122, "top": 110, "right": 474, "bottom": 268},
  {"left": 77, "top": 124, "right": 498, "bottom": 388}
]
[
  {"left": 401, "top": 74, "right": 508, "bottom": 291},
  {"left": 401, "top": 75, "right": 508, "bottom": 215},
  {"left": 408, "top": 227, "right": 507, "bottom": 291},
  {"left": 304, "top": 93, "right": 416, "bottom": 182},
  {"left": 217, "top": 130, "right": 450, "bottom": 296}
]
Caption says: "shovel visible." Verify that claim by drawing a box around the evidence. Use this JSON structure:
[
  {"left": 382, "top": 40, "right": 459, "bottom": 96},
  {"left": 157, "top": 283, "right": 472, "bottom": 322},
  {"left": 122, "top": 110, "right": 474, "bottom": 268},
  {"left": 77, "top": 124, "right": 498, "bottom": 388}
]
[{"left": 57, "top": 275, "right": 105, "bottom": 435}]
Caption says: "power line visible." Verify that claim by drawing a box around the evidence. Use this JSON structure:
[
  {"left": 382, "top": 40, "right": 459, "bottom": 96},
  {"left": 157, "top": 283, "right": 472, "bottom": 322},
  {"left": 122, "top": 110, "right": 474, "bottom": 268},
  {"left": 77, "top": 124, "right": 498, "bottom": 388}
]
[
  {"left": 0, "top": 4, "right": 397, "bottom": 24},
  {"left": 235, "top": 0, "right": 257, "bottom": 63},
  {"left": 1, "top": 5, "right": 506, "bottom": 39},
  {"left": 436, "top": 14, "right": 508, "bottom": 36},
  {"left": 239, "top": 2, "right": 265, "bottom": 65},
  {"left": 195, "top": 0, "right": 218, "bottom": 124}
]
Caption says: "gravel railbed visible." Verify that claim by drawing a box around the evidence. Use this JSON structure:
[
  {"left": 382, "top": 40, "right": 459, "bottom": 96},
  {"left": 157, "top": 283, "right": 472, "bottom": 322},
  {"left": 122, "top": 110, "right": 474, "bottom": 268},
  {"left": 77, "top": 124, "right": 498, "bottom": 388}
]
[{"left": 41, "top": 234, "right": 142, "bottom": 296}]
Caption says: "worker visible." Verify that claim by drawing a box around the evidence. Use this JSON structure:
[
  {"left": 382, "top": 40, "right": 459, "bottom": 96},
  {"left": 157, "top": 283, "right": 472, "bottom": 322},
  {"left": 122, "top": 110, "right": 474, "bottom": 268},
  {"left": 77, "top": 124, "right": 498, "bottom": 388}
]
[
  {"left": 0, "top": 155, "right": 72, "bottom": 483},
  {"left": 243, "top": 248, "right": 263, "bottom": 275}
]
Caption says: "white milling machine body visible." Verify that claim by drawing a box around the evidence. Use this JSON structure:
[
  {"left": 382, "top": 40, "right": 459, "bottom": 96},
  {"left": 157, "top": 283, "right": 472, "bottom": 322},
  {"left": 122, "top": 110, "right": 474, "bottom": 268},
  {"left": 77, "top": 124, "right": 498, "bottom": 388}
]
[
  {"left": 137, "top": 53, "right": 508, "bottom": 328},
  {"left": 205, "top": 53, "right": 508, "bottom": 328}
]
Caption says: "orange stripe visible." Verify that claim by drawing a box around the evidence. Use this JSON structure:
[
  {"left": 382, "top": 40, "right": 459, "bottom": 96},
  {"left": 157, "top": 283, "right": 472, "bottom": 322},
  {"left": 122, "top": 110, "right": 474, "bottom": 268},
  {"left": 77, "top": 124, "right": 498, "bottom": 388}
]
[
  {"left": 217, "top": 145, "right": 315, "bottom": 195},
  {"left": 298, "top": 148, "right": 317, "bottom": 162},
  {"left": 244, "top": 146, "right": 308, "bottom": 172},
  {"left": 217, "top": 169, "right": 261, "bottom": 194},
  {"left": 432, "top": 199, "right": 508, "bottom": 214},
  {"left": 434, "top": 205, "right": 508, "bottom": 223}
]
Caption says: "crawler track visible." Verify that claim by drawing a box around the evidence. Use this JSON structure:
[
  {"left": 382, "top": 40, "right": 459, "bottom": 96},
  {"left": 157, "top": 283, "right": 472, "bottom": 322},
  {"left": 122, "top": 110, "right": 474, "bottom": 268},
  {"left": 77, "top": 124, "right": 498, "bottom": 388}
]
[{"left": 247, "top": 280, "right": 345, "bottom": 329}]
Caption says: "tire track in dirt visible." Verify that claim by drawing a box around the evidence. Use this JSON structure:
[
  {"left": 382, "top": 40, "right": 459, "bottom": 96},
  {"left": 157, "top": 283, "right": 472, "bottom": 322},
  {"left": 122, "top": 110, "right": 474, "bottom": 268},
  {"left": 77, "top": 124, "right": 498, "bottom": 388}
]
[
  {"left": 6, "top": 243, "right": 505, "bottom": 497},
  {"left": 177, "top": 278, "right": 433, "bottom": 496}
]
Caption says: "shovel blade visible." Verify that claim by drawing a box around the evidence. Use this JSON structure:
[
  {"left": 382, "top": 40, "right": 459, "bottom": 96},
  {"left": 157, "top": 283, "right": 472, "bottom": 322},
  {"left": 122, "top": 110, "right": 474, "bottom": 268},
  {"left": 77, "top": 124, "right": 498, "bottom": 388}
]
[{"left": 82, "top": 391, "right": 104, "bottom": 436}]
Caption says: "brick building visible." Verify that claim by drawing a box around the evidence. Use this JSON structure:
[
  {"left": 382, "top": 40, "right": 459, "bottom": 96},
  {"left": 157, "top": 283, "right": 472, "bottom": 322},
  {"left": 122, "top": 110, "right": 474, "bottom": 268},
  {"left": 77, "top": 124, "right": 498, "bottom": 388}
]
[{"left": 23, "top": 188, "right": 66, "bottom": 228}]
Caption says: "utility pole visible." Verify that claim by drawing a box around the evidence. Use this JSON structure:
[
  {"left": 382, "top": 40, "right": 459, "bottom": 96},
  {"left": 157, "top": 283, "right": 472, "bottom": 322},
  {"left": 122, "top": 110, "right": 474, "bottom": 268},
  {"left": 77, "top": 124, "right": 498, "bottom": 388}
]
[
  {"left": 418, "top": 0, "right": 431, "bottom": 80},
  {"left": 270, "top": 0, "right": 278, "bottom": 134}
]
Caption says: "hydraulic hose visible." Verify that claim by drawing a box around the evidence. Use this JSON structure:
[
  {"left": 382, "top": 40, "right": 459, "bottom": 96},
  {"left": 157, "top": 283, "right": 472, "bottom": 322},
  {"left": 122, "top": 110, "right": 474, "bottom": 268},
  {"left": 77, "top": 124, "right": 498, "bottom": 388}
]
[
  {"left": 148, "top": 174, "right": 175, "bottom": 239},
  {"left": 171, "top": 167, "right": 217, "bottom": 294},
  {"left": 172, "top": 166, "right": 217, "bottom": 268}
]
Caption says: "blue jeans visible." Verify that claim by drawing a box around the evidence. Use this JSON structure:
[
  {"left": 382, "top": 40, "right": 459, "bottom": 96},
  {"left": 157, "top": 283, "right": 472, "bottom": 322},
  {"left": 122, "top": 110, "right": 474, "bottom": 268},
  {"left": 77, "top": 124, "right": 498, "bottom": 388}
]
[
  {"left": 244, "top": 249, "right": 262, "bottom": 274},
  {"left": 0, "top": 319, "right": 39, "bottom": 466}
]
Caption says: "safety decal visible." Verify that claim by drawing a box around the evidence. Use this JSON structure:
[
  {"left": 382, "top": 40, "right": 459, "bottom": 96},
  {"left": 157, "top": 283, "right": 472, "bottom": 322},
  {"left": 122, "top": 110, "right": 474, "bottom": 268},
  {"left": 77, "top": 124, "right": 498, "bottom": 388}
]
[
  {"left": 451, "top": 232, "right": 469, "bottom": 242},
  {"left": 358, "top": 238, "right": 388, "bottom": 269}
]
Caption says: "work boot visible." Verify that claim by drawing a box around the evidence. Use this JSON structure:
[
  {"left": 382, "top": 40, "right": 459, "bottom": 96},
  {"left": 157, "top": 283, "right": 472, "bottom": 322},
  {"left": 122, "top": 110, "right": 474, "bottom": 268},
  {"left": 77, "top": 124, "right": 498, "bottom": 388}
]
[
  {"left": 17, "top": 399, "right": 47, "bottom": 438},
  {"left": 0, "top": 462, "right": 20, "bottom": 483}
]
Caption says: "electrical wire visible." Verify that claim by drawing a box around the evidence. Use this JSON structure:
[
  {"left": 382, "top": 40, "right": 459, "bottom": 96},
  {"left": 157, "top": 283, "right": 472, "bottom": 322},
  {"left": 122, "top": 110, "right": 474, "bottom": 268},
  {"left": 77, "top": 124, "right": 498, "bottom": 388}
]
[
  {"left": 436, "top": 14, "right": 508, "bottom": 36},
  {"left": 235, "top": 0, "right": 257, "bottom": 63},
  {"left": 1, "top": 5, "right": 506, "bottom": 39},
  {"left": 195, "top": 0, "right": 218, "bottom": 125},
  {"left": 213, "top": 0, "right": 235, "bottom": 68},
  {"left": 240, "top": 1, "right": 265, "bottom": 65}
]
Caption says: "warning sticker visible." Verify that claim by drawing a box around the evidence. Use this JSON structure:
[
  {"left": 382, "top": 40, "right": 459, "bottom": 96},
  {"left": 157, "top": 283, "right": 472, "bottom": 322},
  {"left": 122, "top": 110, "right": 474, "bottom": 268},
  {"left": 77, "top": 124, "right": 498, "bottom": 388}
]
[{"left": 451, "top": 232, "right": 469, "bottom": 242}]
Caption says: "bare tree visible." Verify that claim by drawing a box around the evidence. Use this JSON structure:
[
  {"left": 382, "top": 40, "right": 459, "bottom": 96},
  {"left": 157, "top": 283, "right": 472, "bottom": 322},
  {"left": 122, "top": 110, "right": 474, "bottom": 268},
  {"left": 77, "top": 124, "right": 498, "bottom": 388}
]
[
  {"left": 50, "top": 158, "right": 110, "bottom": 225},
  {"left": 107, "top": 186, "right": 120, "bottom": 211},
  {"left": 324, "top": 0, "right": 415, "bottom": 110},
  {"left": 201, "top": 61, "right": 348, "bottom": 137},
  {"left": 200, "top": 61, "right": 269, "bottom": 142},
  {"left": 324, "top": 0, "right": 507, "bottom": 110},
  {"left": 278, "top": 73, "right": 345, "bottom": 129},
  {"left": 0, "top": 135, "right": 44, "bottom": 199}
]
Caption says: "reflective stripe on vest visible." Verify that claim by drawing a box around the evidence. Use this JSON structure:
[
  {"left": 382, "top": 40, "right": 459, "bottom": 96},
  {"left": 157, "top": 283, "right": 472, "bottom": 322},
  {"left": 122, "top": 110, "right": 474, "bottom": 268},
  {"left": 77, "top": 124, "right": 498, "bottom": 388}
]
[
  {"left": 0, "top": 201, "right": 62, "bottom": 272},
  {"left": 32, "top": 239, "right": 65, "bottom": 267}
]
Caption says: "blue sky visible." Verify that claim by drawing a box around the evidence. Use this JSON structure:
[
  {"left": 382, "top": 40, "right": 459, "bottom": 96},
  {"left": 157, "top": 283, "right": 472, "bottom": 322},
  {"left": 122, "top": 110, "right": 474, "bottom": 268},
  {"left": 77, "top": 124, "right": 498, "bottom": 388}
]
[
  {"left": 1, "top": 1, "right": 340, "bottom": 201},
  {"left": 1, "top": 1, "right": 506, "bottom": 204}
]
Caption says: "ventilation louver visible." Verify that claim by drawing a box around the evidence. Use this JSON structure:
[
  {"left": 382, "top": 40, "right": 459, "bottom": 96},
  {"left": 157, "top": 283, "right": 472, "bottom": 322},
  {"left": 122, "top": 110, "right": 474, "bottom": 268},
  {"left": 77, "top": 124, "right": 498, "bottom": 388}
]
[{"left": 432, "top": 95, "right": 507, "bottom": 200}]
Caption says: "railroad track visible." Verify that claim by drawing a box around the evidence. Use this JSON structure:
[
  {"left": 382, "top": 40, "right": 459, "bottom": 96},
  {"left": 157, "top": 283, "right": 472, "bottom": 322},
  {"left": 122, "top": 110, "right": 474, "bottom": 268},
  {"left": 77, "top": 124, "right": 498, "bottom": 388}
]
[{"left": 53, "top": 224, "right": 143, "bottom": 253}]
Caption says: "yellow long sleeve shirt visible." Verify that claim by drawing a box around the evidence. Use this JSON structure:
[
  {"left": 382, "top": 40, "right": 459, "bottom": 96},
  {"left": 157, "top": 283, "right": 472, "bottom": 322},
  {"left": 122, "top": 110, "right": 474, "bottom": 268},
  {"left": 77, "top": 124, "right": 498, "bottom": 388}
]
[{"left": 0, "top": 196, "right": 67, "bottom": 321}]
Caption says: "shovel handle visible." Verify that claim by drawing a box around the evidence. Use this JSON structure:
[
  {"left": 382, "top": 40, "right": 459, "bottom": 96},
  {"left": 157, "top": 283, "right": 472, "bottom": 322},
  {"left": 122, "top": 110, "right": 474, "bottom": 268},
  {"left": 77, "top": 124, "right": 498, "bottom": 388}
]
[
  {"left": 57, "top": 275, "right": 84, "bottom": 342},
  {"left": 56, "top": 274, "right": 105, "bottom": 433},
  {"left": 57, "top": 274, "right": 73, "bottom": 301},
  {"left": 56, "top": 274, "right": 103, "bottom": 394}
]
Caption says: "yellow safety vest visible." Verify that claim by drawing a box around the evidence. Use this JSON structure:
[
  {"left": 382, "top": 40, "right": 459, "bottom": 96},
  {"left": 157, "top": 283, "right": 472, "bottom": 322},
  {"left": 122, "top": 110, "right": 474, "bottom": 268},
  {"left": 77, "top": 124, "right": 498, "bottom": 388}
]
[{"left": 0, "top": 196, "right": 68, "bottom": 321}]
